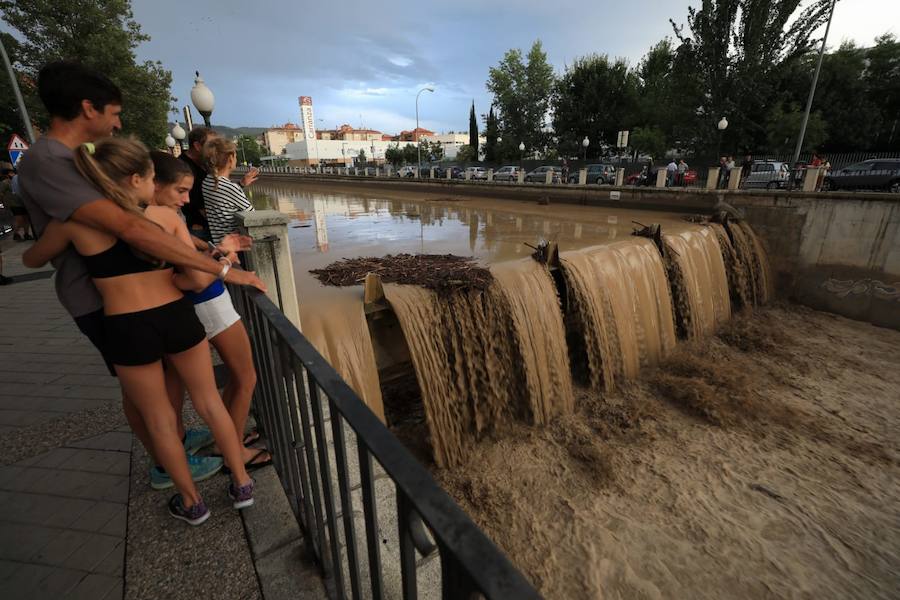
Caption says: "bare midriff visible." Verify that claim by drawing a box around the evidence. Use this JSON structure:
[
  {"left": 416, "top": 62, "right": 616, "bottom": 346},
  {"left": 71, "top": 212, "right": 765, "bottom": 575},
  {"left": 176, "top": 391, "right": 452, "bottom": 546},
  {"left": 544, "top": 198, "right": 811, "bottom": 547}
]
[{"left": 94, "top": 268, "right": 184, "bottom": 315}]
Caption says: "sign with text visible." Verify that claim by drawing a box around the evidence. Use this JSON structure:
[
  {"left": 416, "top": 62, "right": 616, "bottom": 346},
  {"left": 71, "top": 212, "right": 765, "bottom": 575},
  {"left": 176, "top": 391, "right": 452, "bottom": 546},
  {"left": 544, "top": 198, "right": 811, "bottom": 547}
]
[
  {"left": 299, "top": 96, "right": 316, "bottom": 140},
  {"left": 7, "top": 134, "right": 28, "bottom": 167}
]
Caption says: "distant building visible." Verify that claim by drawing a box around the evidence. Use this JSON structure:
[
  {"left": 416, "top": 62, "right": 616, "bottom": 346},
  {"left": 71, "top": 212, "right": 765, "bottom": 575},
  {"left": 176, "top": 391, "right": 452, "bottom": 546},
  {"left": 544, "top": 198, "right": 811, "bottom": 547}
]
[
  {"left": 264, "top": 123, "right": 304, "bottom": 156},
  {"left": 318, "top": 124, "right": 384, "bottom": 142},
  {"left": 421, "top": 132, "right": 487, "bottom": 159},
  {"left": 397, "top": 127, "right": 435, "bottom": 142}
]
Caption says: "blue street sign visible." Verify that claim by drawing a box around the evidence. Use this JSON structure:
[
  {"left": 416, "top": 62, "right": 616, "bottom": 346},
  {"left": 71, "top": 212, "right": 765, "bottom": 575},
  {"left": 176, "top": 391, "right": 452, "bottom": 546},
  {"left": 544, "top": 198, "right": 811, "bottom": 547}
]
[{"left": 9, "top": 149, "right": 23, "bottom": 167}]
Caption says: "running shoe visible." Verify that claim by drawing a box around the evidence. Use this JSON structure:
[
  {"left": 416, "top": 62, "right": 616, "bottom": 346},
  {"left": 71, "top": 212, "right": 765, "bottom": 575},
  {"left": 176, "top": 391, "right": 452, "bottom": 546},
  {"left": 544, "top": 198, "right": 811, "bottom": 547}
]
[
  {"left": 168, "top": 494, "right": 210, "bottom": 526},
  {"left": 183, "top": 428, "right": 214, "bottom": 455},
  {"left": 149, "top": 454, "right": 224, "bottom": 490},
  {"left": 228, "top": 478, "right": 255, "bottom": 509}
]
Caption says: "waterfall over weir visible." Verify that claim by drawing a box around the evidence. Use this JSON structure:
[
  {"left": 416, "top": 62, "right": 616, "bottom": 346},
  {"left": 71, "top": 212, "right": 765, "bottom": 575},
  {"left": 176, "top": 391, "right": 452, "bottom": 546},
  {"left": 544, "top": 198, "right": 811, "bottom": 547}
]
[
  {"left": 560, "top": 239, "right": 677, "bottom": 393},
  {"left": 383, "top": 260, "right": 573, "bottom": 467}
]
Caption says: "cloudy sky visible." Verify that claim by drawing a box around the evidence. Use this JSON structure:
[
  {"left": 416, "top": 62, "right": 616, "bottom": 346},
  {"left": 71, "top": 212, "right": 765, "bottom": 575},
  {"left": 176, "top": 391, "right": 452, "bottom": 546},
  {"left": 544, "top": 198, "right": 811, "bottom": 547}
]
[{"left": 128, "top": 0, "right": 896, "bottom": 134}]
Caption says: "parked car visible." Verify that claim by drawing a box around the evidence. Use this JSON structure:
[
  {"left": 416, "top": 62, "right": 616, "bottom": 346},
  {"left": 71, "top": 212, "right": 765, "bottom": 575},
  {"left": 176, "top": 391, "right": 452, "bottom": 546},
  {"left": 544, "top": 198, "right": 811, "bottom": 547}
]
[
  {"left": 464, "top": 166, "right": 488, "bottom": 180},
  {"left": 493, "top": 165, "right": 521, "bottom": 182},
  {"left": 524, "top": 166, "right": 561, "bottom": 183},
  {"left": 567, "top": 163, "right": 617, "bottom": 184},
  {"left": 823, "top": 159, "right": 900, "bottom": 193},
  {"left": 742, "top": 161, "right": 790, "bottom": 189},
  {"left": 396, "top": 166, "right": 417, "bottom": 178}
]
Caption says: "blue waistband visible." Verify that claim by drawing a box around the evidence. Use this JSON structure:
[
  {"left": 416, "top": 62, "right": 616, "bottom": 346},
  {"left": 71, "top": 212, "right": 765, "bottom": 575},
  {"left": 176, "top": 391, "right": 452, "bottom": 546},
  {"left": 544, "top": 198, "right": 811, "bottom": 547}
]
[{"left": 186, "top": 279, "right": 225, "bottom": 304}]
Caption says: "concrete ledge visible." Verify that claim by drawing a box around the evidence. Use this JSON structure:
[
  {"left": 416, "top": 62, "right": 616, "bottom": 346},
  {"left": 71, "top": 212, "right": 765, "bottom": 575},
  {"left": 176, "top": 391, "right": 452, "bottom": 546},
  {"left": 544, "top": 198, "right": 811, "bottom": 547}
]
[{"left": 242, "top": 467, "right": 326, "bottom": 600}]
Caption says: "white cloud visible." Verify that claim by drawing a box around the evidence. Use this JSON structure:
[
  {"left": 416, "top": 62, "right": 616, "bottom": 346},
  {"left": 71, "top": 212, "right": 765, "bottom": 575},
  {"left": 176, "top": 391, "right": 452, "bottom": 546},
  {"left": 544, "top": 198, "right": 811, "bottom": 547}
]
[{"left": 388, "top": 56, "right": 413, "bottom": 67}]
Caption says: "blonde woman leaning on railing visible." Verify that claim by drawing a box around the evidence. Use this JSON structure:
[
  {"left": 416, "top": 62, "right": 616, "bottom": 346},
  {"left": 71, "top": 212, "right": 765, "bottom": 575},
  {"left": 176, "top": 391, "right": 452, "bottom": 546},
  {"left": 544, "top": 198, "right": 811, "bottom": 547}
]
[{"left": 202, "top": 137, "right": 257, "bottom": 244}]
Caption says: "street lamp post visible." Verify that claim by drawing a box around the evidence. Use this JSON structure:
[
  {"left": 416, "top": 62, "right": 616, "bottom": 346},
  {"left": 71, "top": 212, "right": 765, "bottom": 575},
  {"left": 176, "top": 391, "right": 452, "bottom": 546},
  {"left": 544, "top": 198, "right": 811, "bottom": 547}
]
[
  {"left": 518, "top": 141, "right": 525, "bottom": 174},
  {"left": 793, "top": 0, "right": 836, "bottom": 166},
  {"left": 190, "top": 71, "right": 215, "bottom": 127},
  {"left": 582, "top": 136, "right": 590, "bottom": 162},
  {"left": 716, "top": 117, "right": 728, "bottom": 160},
  {"left": 0, "top": 36, "right": 35, "bottom": 143},
  {"left": 416, "top": 86, "right": 435, "bottom": 175},
  {"left": 165, "top": 133, "right": 176, "bottom": 155},
  {"left": 172, "top": 123, "right": 186, "bottom": 151}
]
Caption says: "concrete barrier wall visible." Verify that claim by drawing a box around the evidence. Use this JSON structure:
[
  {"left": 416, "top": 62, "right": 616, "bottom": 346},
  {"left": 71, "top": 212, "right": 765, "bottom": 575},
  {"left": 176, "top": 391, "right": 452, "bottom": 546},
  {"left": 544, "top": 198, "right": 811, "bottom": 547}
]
[{"left": 255, "top": 173, "right": 900, "bottom": 329}]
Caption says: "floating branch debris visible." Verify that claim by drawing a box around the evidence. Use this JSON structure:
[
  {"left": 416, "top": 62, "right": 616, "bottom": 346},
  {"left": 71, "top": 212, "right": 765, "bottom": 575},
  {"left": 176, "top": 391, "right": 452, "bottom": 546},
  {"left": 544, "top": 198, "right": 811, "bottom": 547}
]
[{"left": 310, "top": 253, "right": 493, "bottom": 293}]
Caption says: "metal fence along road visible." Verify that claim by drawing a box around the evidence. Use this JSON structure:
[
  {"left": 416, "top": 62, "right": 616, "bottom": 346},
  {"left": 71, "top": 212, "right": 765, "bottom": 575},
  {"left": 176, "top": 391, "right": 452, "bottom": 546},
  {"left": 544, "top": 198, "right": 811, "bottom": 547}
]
[{"left": 227, "top": 277, "right": 541, "bottom": 600}]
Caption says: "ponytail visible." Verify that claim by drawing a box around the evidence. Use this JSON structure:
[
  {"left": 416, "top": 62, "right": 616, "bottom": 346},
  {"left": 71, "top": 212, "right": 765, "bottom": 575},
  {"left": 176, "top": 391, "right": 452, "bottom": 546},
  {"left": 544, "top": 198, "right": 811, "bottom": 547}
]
[
  {"left": 201, "top": 137, "right": 237, "bottom": 189},
  {"left": 73, "top": 136, "right": 153, "bottom": 216}
]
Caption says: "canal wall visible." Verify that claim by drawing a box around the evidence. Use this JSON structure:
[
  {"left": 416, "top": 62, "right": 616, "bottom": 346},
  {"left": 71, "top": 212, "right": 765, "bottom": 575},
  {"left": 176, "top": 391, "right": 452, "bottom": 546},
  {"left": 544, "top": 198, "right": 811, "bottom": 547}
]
[{"left": 255, "top": 174, "right": 900, "bottom": 329}]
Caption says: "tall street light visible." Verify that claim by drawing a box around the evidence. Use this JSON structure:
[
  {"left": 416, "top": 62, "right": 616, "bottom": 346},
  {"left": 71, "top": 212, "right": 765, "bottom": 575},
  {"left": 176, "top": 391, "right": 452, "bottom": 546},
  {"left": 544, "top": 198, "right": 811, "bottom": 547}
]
[
  {"left": 0, "top": 36, "right": 35, "bottom": 143},
  {"left": 716, "top": 116, "right": 728, "bottom": 160},
  {"left": 792, "top": 0, "right": 836, "bottom": 166},
  {"left": 191, "top": 71, "right": 215, "bottom": 127},
  {"left": 519, "top": 141, "right": 525, "bottom": 173},
  {"left": 582, "top": 136, "right": 590, "bottom": 161},
  {"left": 416, "top": 86, "right": 434, "bottom": 174},
  {"left": 172, "top": 122, "right": 186, "bottom": 151}
]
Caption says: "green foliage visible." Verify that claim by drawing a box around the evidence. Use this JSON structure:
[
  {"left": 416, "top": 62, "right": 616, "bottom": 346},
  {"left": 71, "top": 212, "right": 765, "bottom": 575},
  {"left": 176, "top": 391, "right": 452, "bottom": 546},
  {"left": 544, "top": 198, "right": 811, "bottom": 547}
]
[
  {"left": 0, "top": 0, "right": 174, "bottom": 148},
  {"left": 629, "top": 126, "right": 668, "bottom": 159},
  {"left": 483, "top": 105, "right": 499, "bottom": 162},
  {"left": 468, "top": 101, "right": 479, "bottom": 156},
  {"left": 764, "top": 103, "right": 826, "bottom": 154},
  {"left": 385, "top": 143, "right": 404, "bottom": 167},
  {"left": 552, "top": 54, "right": 639, "bottom": 158},
  {"left": 670, "top": 0, "right": 833, "bottom": 153},
  {"left": 234, "top": 134, "right": 263, "bottom": 165},
  {"left": 456, "top": 144, "right": 477, "bottom": 162},
  {"left": 357, "top": 148, "right": 366, "bottom": 163},
  {"left": 486, "top": 40, "right": 555, "bottom": 159},
  {"left": 421, "top": 140, "right": 443, "bottom": 162}
]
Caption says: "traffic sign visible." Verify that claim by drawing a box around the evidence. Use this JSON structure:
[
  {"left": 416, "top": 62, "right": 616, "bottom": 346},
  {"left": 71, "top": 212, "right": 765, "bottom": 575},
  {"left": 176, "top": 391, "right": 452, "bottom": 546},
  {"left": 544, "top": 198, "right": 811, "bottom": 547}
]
[{"left": 8, "top": 134, "right": 29, "bottom": 167}]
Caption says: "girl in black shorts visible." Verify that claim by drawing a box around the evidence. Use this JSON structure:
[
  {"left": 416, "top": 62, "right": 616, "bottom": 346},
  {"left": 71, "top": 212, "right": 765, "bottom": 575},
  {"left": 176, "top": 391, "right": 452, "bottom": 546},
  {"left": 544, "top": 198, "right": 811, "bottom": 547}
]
[{"left": 23, "top": 137, "right": 254, "bottom": 525}]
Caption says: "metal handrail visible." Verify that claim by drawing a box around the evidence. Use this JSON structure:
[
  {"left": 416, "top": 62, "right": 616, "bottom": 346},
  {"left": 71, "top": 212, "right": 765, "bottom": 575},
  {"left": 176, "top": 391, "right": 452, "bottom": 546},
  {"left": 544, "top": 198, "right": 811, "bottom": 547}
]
[{"left": 230, "top": 284, "right": 541, "bottom": 600}]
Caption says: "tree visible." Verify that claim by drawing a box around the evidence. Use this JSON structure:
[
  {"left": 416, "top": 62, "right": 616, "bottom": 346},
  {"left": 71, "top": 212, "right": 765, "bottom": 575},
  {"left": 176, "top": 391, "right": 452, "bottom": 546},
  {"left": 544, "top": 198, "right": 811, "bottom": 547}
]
[
  {"left": 456, "top": 144, "right": 477, "bottom": 162},
  {"left": 552, "top": 54, "right": 639, "bottom": 158},
  {"left": 401, "top": 143, "right": 419, "bottom": 165},
  {"left": 0, "top": 0, "right": 174, "bottom": 148},
  {"left": 421, "top": 140, "right": 444, "bottom": 162},
  {"left": 357, "top": 148, "right": 366, "bottom": 164},
  {"left": 385, "top": 143, "right": 404, "bottom": 166},
  {"left": 764, "top": 102, "right": 826, "bottom": 154},
  {"left": 468, "top": 101, "right": 479, "bottom": 157},
  {"left": 486, "top": 40, "right": 555, "bottom": 158},
  {"left": 234, "top": 134, "right": 263, "bottom": 165},
  {"left": 483, "top": 105, "right": 499, "bottom": 162},
  {"left": 630, "top": 126, "right": 667, "bottom": 159},
  {"left": 864, "top": 34, "right": 900, "bottom": 150},
  {"left": 671, "top": 0, "right": 833, "bottom": 154}
]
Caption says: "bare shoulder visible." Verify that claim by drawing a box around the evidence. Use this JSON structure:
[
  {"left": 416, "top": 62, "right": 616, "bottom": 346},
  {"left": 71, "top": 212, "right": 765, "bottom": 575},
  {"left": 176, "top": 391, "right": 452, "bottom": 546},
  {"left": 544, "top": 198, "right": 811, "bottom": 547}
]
[{"left": 144, "top": 205, "right": 180, "bottom": 233}]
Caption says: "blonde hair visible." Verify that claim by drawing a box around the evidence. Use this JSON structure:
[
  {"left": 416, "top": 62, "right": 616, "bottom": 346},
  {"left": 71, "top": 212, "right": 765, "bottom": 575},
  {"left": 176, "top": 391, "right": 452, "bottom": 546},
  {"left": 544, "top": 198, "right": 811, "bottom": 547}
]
[
  {"left": 202, "top": 137, "right": 236, "bottom": 188},
  {"left": 74, "top": 137, "right": 152, "bottom": 216}
]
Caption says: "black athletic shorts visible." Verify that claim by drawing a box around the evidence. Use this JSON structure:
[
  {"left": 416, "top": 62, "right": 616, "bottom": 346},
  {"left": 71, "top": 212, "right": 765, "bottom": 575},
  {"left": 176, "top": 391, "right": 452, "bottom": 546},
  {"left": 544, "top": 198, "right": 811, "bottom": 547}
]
[
  {"left": 74, "top": 308, "right": 117, "bottom": 377},
  {"left": 103, "top": 296, "right": 206, "bottom": 367}
]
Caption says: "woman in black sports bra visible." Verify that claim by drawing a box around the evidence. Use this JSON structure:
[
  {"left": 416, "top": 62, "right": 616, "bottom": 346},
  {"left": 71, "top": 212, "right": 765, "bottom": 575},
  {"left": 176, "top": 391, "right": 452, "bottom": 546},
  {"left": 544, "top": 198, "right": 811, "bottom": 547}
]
[{"left": 24, "top": 137, "right": 254, "bottom": 525}]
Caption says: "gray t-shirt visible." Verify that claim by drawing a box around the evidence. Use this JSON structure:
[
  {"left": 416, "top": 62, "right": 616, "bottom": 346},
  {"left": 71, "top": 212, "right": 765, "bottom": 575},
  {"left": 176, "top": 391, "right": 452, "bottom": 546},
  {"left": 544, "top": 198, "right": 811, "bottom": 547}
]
[{"left": 17, "top": 137, "right": 104, "bottom": 318}]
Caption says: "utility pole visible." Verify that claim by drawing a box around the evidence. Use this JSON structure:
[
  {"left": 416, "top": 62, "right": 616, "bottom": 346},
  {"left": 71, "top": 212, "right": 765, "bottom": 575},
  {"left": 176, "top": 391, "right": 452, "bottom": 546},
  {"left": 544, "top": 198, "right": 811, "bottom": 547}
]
[
  {"left": 0, "top": 36, "right": 35, "bottom": 143},
  {"left": 792, "top": 0, "right": 836, "bottom": 166}
]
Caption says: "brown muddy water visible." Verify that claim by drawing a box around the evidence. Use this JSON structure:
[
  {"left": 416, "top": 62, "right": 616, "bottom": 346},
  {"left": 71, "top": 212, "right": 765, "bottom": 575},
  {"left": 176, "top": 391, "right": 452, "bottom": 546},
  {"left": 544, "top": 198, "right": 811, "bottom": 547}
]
[{"left": 249, "top": 180, "right": 899, "bottom": 599}]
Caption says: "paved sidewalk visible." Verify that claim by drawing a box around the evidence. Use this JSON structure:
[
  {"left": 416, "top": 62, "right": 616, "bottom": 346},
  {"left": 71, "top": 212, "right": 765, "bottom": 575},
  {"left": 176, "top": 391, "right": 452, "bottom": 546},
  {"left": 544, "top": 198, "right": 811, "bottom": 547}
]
[
  {"left": 0, "top": 237, "right": 324, "bottom": 599},
  {"left": 0, "top": 238, "right": 129, "bottom": 598}
]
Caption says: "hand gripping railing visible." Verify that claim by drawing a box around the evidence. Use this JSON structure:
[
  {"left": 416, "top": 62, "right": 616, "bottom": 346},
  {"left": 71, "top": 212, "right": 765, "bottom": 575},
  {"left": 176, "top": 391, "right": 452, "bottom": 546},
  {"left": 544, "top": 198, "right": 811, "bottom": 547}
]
[{"left": 228, "top": 284, "right": 542, "bottom": 600}]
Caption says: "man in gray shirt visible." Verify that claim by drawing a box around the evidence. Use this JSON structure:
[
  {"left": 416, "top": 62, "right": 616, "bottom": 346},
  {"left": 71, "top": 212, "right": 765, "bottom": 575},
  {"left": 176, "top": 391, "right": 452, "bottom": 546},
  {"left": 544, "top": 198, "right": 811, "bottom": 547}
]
[{"left": 18, "top": 61, "right": 265, "bottom": 484}]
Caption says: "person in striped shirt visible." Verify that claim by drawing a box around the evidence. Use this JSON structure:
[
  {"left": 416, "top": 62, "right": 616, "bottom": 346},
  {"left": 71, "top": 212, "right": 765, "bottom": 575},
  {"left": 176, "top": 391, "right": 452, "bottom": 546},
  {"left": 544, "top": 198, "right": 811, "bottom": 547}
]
[{"left": 201, "top": 138, "right": 258, "bottom": 244}]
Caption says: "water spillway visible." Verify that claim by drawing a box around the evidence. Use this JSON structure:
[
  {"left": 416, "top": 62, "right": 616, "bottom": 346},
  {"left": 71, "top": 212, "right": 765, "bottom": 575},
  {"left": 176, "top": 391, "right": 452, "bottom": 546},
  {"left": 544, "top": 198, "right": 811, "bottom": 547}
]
[
  {"left": 383, "top": 259, "right": 573, "bottom": 467},
  {"left": 560, "top": 239, "right": 677, "bottom": 393},
  {"left": 257, "top": 182, "right": 774, "bottom": 466}
]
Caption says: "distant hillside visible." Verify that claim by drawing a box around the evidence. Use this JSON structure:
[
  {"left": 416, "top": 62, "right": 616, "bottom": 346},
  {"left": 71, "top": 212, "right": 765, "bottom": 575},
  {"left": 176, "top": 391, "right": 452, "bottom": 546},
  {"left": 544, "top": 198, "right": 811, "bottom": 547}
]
[{"left": 167, "top": 123, "right": 266, "bottom": 139}]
